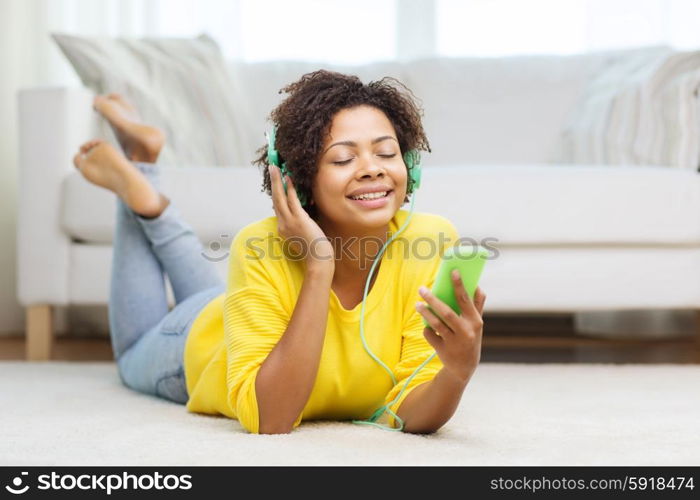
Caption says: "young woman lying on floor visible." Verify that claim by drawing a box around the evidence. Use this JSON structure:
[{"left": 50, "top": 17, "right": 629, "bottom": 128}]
[{"left": 73, "top": 70, "right": 486, "bottom": 434}]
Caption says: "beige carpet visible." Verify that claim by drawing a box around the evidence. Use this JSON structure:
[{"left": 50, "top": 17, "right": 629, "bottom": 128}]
[{"left": 1, "top": 361, "right": 698, "bottom": 466}]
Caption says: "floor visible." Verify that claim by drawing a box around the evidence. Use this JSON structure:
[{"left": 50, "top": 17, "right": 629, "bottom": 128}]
[
  {"left": 3, "top": 313, "right": 698, "bottom": 466},
  {"left": 2, "top": 313, "right": 698, "bottom": 363},
  {"left": 2, "top": 360, "right": 698, "bottom": 465}
]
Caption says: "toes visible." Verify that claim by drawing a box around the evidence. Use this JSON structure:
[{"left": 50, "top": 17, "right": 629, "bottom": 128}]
[
  {"left": 92, "top": 95, "right": 107, "bottom": 111},
  {"left": 80, "top": 139, "right": 102, "bottom": 154},
  {"left": 87, "top": 140, "right": 105, "bottom": 153},
  {"left": 73, "top": 152, "right": 83, "bottom": 169},
  {"left": 107, "top": 93, "right": 124, "bottom": 103},
  {"left": 109, "top": 93, "right": 134, "bottom": 110}
]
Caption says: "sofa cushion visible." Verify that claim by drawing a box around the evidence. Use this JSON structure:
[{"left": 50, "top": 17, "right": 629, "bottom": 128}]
[
  {"left": 557, "top": 47, "right": 700, "bottom": 170},
  {"left": 65, "top": 242, "right": 700, "bottom": 309},
  {"left": 402, "top": 47, "right": 673, "bottom": 166},
  {"left": 52, "top": 33, "right": 248, "bottom": 167},
  {"left": 415, "top": 164, "right": 700, "bottom": 245},
  {"left": 66, "top": 244, "right": 228, "bottom": 306},
  {"left": 61, "top": 164, "right": 700, "bottom": 246},
  {"left": 61, "top": 166, "right": 272, "bottom": 250}
]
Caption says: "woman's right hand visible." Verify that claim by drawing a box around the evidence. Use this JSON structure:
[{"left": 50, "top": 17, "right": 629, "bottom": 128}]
[{"left": 269, "top": 164, "right": 335, "bottom": 268}]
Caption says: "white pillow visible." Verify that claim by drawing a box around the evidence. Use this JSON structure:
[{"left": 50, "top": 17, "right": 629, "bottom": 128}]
[
  {"left": 52, "top": 33, "right": 248, "bottom": 167},
  {"left": 557, "top": 46, "right": 700, "bottom": 170}
]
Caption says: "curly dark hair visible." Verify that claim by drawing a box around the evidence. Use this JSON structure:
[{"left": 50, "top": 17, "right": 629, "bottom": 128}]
[{"left": 252, "top": 69, "right": 431, "bottom": 220}]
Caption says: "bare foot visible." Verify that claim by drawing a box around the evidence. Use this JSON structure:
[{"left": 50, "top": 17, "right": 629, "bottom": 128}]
[
  {"left": 73, "top": 140, "right": 170, "bottom": 218},
  {"left": 93, "top": 94, "right": 165, "bottom": 164}
]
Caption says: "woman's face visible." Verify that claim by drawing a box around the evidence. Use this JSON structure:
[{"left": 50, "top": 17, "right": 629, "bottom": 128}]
[{"left": 311, "top": 105, "right": 408, "bottom": 233}]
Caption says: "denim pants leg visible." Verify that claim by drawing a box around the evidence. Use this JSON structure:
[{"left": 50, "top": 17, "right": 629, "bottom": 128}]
[{"left": 108, "top": 161, "right": 225, "bottom": 404}]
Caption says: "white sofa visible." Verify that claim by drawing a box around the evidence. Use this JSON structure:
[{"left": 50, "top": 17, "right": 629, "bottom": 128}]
[{"left": 17, "top": 49, "right": 700, "bottom": 360}]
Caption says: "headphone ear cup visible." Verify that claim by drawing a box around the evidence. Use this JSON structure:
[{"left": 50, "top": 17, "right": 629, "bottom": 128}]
[
  {"left": 279, "top": 163, "right": 308, "bottom": 208},
  {"left": 404, "top": 150, "right": 422, "bottom": 191},
  {"left": 411, "top": 164, "right": 422, "bottom": 190},
  {"left": 268, "top": 148, "right": 279, "bottom": 166},
  {"left": 266, "top": 127, "right": 280, "bottom": 166},
  {"left": 268, "top": 126, "right": 308, "bottom": 207}
]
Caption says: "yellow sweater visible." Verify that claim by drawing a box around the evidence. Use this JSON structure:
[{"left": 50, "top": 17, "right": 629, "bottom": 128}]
[{"left": 184, "top": 209, "right": 459, "bottom": 433}]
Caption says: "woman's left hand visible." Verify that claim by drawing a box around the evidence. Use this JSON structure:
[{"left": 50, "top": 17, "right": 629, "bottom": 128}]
[{"left": 415, "top": 271, "right": 487, "bottom": 384}]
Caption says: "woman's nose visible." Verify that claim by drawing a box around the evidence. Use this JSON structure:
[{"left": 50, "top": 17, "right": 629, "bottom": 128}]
[{"left": 358, "top": 153, "right": 385, "bottom": 178}]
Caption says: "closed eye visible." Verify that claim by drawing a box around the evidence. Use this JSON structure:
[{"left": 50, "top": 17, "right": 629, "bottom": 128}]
[{"left": 332, "top": 153, "right": 397, "bottom": 166}]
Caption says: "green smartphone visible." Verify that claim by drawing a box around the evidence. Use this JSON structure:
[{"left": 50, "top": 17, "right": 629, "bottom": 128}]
[{"left": 422, "top": 244, "right": 488, "bottom": 328}]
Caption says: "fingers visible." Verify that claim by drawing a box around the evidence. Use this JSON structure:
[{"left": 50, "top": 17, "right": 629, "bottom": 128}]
[
  {"left": 451, "top": 270, "right": 480, "bottom": 319},
  {"left": 416, "top": 295, "right": 454, "bottom": 337},
  {"left": 422, "top": 326, "right": 444, "bottom": 351},
  {"left": 474, "top": 286, "right": 487, "bottom": 316},
  {"left": 269, "top": 164, "right": 291, "bottom": 220},
  {"left": 419, "top": 284, "right": 465, "bottom": 334},
  {"left": 283, "top": 173, "right": 303, "bottom": 215}
]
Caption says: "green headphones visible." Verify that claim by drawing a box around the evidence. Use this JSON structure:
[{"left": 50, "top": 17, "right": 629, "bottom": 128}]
[{"left": 265, "top": 125, "right": 422, "bottom": 208}]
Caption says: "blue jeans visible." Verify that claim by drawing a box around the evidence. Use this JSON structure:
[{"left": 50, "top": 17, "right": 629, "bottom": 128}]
[{"left": 108, "top": 162, "right": 225, "bottom": 404}]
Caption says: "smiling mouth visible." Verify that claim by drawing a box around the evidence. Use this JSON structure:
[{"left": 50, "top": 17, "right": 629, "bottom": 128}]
[{"left": 347, "top": 189, "right": 393, "bottom": 201}]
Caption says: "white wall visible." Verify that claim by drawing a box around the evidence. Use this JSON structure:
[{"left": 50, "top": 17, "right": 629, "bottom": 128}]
[{"left": 1, "top": 0, "right": 42, "bottom": 335}]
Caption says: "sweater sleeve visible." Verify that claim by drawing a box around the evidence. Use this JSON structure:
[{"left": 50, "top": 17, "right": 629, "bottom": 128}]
[
  {"left": 223, "top": 228, "right": 302, "bottom": 434},
  {"left": 383, "top": 217, "right": 460, "bottom": 428},
  {"left": 383, "top": 300, "right": 444, "bottom": 428}
]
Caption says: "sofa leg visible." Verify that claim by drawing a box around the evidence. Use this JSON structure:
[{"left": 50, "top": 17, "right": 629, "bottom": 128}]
[
  {"left": 696, "top": 311, "right": 700, "bottom": 363},
  {"left": 26, "top": 305, "right": 54, "bottom": 361}
]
